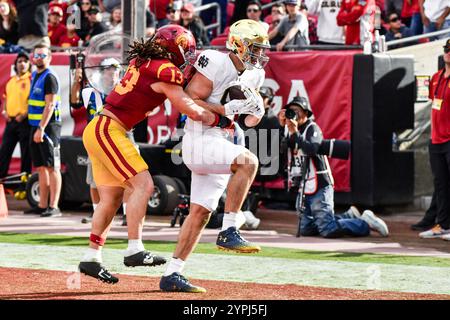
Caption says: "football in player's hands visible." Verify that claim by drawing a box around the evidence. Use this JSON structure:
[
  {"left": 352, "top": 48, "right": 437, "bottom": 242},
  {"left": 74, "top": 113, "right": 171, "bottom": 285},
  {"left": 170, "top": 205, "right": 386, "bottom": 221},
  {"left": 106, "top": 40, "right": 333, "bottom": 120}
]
[{"left": 227, "top": 85, "right": 247, "bottom": 101}]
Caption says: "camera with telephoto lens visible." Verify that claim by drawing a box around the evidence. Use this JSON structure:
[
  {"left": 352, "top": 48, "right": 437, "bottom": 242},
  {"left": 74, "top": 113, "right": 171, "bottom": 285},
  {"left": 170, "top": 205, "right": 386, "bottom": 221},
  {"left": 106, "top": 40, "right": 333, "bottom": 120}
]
[{"left": 285, "top": 107, "right": 297, "bottom": 120}]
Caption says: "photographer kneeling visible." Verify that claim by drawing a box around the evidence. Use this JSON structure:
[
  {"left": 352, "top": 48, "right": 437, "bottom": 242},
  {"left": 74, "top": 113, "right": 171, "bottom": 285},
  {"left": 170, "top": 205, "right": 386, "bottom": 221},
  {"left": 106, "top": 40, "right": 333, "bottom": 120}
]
[{"left": 279, "top": 96, "right": 389, "bottom": 238}]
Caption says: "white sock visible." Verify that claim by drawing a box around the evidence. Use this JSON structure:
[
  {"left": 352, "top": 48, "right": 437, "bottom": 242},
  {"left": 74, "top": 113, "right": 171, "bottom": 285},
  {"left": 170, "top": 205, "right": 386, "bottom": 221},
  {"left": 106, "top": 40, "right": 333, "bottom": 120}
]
[
  {"left": 222, "top": 212, "right": 239, "bottom": 231},
  {"left": 81, "top": 247, "right": 102, "bottom": 263},
  {"left": 92, "top": 203, "right": 98, "bottom": 211},
  {"left": 236, "top": 211, "right": 246, "bottom": 229},
  {"left": 125, "top": 239, "right": 145, "bottom": 257},
  {"left": 122, "top": 203, "right": 127, "bottom": 216},
  {"left": 164, "top": 257, "right": 185, "bottom": 276}
]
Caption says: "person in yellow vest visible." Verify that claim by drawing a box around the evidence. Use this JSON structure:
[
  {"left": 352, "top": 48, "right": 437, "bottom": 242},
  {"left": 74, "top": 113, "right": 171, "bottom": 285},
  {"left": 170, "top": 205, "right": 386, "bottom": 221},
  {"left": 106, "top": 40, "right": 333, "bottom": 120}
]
[
  {"left": 0, "top": 51, "right": 32, "bottom": 179},
  {"left": 27, "top": 44, "right": 62, "bottom": 217}
]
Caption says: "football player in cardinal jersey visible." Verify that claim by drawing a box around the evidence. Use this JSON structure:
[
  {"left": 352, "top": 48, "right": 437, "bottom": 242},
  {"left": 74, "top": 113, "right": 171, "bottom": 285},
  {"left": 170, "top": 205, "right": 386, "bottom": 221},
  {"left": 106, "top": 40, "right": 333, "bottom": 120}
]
[
  {"left": 78, "top": 25, "right": 252, "bottom": 284},
  {"left": 160, "top": 19, "right": 270, "bottom": 293}
]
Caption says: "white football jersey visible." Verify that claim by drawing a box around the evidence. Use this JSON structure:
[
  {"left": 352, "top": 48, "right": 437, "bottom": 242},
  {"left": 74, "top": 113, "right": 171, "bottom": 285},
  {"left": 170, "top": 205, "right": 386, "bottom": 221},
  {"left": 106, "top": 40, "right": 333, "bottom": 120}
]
[{"left": 184, "top": 49, "right": 265, "bottom": 133}]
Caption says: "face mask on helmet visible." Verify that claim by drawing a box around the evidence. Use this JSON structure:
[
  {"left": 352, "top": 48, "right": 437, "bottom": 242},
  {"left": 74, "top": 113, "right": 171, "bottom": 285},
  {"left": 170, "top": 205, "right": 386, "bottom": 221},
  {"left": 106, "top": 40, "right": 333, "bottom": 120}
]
[
  {"left": 178, "top": 45, "right": 197, "bottom": 71},
  {"left": 242, "top": 42, "right": 270, "bottom": 70}
]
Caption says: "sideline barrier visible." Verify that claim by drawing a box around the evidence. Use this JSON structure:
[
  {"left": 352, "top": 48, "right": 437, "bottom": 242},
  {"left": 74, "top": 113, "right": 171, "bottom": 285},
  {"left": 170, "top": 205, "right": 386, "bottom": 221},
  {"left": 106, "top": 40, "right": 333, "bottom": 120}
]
[{"left": 0, "top": 50, "right": 415, "bottom": 206}]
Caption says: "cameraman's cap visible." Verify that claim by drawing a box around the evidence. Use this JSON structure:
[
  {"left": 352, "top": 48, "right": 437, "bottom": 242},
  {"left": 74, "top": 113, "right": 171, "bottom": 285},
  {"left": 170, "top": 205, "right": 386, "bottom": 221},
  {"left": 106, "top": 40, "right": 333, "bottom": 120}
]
[
  {"left": 285, "top": 96, "right": 313, "bottom": 117},
  {"left": 444, "top": 39, "right": 450, "bottom": 49}
]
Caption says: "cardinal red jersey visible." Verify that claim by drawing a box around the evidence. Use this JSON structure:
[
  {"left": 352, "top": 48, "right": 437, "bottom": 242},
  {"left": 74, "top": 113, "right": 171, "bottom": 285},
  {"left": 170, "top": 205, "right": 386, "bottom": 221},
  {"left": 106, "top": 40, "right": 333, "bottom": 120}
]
[{"left": 105, "top": 58, "right": 184, "bottom": 129}]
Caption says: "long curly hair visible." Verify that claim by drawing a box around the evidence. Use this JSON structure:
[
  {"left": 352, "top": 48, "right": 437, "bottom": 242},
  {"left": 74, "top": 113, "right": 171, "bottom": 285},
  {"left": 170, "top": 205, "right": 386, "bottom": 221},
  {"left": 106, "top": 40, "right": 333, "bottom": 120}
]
[{"left": 127, "top": 37, "right": 172, "bottom": 68}]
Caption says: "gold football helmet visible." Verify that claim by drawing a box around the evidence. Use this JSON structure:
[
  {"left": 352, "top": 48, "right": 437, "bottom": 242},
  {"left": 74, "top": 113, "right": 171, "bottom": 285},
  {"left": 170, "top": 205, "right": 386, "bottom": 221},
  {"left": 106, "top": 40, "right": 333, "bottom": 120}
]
[{"left": 226, "top": 19, "right": 270, "bottom": 70}]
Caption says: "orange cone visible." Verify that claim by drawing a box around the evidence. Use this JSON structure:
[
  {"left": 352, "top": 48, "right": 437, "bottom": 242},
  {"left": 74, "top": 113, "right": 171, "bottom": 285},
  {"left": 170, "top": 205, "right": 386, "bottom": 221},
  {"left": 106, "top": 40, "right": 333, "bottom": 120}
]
[{"left": 0, "top": 184, "right": 8, "bottom": 218}]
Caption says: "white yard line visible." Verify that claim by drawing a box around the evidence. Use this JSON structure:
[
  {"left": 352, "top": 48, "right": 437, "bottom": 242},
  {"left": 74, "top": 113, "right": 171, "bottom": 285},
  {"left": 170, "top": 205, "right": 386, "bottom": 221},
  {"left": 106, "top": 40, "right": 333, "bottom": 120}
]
[{"left": 1, "top": 243, "right": 450, "bottom": 295}]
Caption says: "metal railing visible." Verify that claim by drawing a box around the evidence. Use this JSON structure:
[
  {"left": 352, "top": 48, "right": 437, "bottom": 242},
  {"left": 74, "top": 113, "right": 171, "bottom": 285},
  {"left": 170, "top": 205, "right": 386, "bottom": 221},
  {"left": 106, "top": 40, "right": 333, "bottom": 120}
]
[
  {"left": 194, "top": 2, "right": 221, "bottom": 36},
  {"left": 386, "top": 28, "right": 450, "bottom": 48},
  {"left": 261, "top": 0, "right": 285, "bottom": 10}
]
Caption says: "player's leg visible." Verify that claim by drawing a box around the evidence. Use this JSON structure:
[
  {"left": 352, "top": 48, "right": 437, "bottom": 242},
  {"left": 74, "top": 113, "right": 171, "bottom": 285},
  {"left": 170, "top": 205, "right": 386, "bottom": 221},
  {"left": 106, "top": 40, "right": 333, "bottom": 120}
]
[
  {"left": 160, "top": 173, "right": 228, "bottom": 293},
  {"left": 79, "top": 184, "right": 124, "bottom": 284},
  {"left": 122, "top": 172, "right": 166, "bottom": 267},
  {"left": 159, "top": 203, "right": 208, "bottom": 293},
  {"left": 78, "top": 116, "right": 127, "bottom": 283},
  {"left": 182, "top": 132, "right": 261, "bottom": 253},
  {"left": 225, "top": 150, "right": 258, "bottom": 211},
  {"left": 172, "top": 203, "right": 211, "bottom": 261},
  {"left": 217, "top": 150, "right": 261, "bottom": 253}
]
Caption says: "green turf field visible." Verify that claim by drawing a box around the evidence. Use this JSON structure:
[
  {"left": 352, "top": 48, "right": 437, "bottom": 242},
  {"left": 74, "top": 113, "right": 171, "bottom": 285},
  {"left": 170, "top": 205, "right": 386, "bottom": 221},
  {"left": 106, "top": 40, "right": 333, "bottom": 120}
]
[{"left": 1, "top": 232, "right": 450, "bottom": 268}]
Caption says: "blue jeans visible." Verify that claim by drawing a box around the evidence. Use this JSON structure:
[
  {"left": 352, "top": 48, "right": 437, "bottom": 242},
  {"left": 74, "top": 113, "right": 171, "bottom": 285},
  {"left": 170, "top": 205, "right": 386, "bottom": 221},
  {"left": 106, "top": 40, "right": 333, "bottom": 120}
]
[
  {"left": 296, "top": 185, "right": 370, "bottom": 238},
  {"left": 410, "top": 13, "right": 423, "bottom": 36},
  {"left": 424, "top": 19, "right": 450, "bottom": 40}
]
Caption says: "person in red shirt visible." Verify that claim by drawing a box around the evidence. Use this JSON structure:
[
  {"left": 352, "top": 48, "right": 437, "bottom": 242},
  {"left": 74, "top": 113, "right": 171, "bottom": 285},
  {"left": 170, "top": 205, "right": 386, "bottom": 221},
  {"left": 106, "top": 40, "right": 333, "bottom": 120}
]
[
  {"left": 78, "top": 25, "right": 256, "bottom": 284},
  {"left": 58, "top": 23, "right": 81, "bottom": 47},
  {"left": 337, "top": 0, "right": 376, "bottom": 45},
  {"left": 401, "top": 0, "right": 422, "bottom": 35},
  {"left": 47, "top": 6, "right": 67, "bottom": 46},
  {"left": 419, "top": 40, "right": 450, "bottom": 240},
  {"left": 49, "top": 0, "right": 77, "bottom": 25},
  {"left": 149, "top": 0, "right": 172, "bottom": 21}
]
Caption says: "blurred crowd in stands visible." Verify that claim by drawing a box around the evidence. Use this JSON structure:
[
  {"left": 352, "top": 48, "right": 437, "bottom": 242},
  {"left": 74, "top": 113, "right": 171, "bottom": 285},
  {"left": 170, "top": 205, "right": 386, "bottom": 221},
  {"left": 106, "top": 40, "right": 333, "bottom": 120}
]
[{"left": 0, "top": 0, "right": 449, "bottom": 53}]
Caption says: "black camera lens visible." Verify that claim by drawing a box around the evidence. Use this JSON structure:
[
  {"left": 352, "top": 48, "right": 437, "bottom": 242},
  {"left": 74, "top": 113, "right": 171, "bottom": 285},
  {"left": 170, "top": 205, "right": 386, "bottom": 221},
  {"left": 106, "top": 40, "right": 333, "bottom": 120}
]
[{"left": 285, "top": 107, "right": 297, "bottom": 120}]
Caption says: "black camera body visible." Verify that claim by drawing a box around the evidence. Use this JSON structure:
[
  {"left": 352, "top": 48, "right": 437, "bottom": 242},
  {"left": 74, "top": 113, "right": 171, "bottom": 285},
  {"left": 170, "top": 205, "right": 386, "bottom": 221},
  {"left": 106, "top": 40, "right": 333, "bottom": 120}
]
[{"left": 285, "top": 107, "right": 297, "bottom": 120}]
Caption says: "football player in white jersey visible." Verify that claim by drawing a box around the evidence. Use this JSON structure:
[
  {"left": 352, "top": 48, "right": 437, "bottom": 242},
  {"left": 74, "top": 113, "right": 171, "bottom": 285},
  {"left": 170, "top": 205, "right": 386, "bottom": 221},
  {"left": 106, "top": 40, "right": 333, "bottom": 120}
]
[{"left": 160, "top": 19, "right": 270, "bottom": 293}]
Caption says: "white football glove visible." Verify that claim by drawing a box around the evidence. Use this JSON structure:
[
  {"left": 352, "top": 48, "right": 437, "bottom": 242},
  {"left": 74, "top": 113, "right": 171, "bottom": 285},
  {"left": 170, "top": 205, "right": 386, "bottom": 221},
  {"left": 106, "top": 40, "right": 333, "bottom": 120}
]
[
  {"left": 224, "top": 98, "right": 258, "bottom": 116},
  {"left": 242, "top": 87, "right": 265, "bottom": 118}
]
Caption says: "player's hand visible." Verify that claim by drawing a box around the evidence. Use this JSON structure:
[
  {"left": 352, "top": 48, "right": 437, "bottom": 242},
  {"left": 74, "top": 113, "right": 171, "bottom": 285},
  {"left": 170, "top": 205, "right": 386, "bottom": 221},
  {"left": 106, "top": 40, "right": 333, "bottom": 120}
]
[
  {"left": 33, "top": 128, "right": 44, "bottom": 143},
  {"left": 242, "top": 87, "right": 265, "bottom": 118},
  {"left": 224, "top": 98, "right": 256, "bottom": 116}
]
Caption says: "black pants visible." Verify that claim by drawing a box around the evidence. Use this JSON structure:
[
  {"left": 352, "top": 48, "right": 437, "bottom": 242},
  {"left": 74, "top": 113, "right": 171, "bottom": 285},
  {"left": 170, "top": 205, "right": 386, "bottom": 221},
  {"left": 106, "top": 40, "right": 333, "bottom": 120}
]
[
  {"left": 0, "top": 119, "right": 32, "bottom": 178},
  {"left": 429, "top": 141, "right": 450, "bottom": 229}
]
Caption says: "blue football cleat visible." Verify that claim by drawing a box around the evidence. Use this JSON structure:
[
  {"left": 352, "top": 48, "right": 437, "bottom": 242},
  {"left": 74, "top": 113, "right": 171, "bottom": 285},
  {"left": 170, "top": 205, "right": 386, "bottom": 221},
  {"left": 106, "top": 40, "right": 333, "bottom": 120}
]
[
  {"left": 160, "top": 272, "right": 206, "bottom": 293},
  {"left": 216, "top": 227, "right": 261, "bottom": 253}
]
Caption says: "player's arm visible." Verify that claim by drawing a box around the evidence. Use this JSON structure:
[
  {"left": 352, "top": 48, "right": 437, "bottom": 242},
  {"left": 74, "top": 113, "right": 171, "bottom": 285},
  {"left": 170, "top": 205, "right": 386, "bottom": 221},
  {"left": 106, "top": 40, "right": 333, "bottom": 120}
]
[
  {"left": 151, "top": 81, "right": 217, "bottom": 125},
  {"left": 186, "top": 70, "right": 260, "bottom": 117},
  {"left": 185, "top": 71, "right": 225, "bottom": 115}
]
